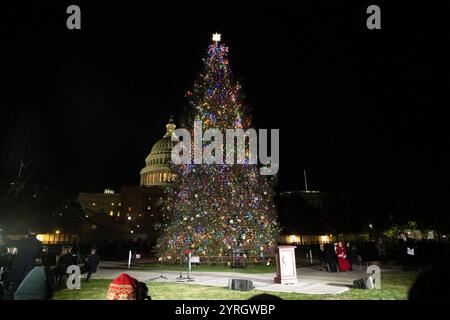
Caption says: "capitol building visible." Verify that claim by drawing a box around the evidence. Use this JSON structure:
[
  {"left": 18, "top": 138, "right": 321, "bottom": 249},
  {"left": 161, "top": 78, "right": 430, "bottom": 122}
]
[
  {"left": 78, "top": 116, "right": 177, "bottom": 244},
  {"left": 140, "top": 116, "right": 177, "bottom": 186}
]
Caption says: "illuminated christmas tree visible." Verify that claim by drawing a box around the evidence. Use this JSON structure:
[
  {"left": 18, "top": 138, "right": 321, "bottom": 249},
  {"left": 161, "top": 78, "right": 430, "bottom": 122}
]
[{"left": 157, "top": 34, "right": 279, "bottom": 259}]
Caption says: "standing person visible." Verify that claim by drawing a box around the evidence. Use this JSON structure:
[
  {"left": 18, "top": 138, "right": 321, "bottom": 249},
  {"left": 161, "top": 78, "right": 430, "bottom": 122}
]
[
  {"left": 7, "top": 231, "right": 43, "bottom": 293},
  {"left": 376, "top": 237, "right": 387, "bottom": 264},
  {"left": 345, "top": 242, "right": 355, "bottom": 271},
  {"left": 324, "top": 243, "right": 338, "bottom": 272},
  {"left": 398, "top": 232, "right": 416, "bottom": 271},
  {"left": 83, "top": 248, "right": 100, "bottom": 282},
  {"left": 318, "top": 244, "right": 327, "bottom": 271},
  {"left": 406, "top": 237, "right": 418, "bottom": 272},
  {"left": 336, "top": 242, "right": 351, "bottom": 272}
]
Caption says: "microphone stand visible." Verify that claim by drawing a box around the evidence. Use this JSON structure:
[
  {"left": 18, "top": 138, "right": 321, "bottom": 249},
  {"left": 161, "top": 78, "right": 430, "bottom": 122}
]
[
  {"left": 150, "top": 258, "right": 167, "bottom": 281},
  {"left": 176, "top": 253, "right": 187, "bottom": 281}
]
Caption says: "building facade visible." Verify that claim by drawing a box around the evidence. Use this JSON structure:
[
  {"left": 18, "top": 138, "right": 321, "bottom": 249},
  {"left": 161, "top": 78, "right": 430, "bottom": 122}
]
[
  {"left": 78, "top": 189, "right": 122, "bottom": 218},
  {"left": 140, "top": 116, "right": 177, "bottom": 186},
  {"left": 77, "top": 117, "right": 176, "bottom": 246}
]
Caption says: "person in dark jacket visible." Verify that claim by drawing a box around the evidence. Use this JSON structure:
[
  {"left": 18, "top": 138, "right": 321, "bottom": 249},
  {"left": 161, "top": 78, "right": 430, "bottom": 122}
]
[
  {"left": 324, "top": 243, "right": 338, "bottom": 272},
  {"left": 83, "top": 248, "right": 100, "bottom": 281},
  {"left": 57, "top": 246, "right": 73, "bottom": 285},
  {"left": 41, "top": 246, "right": 56, "bottom": 269},
  {"left": 376, "top": 237, "right": 388, "bottom": 265},
  {"left": 7, "top": 231, "right": 43, "bottom": 293},
  {"left": 398, "top": 232, "right": 417, "bottom": 271},
  {"left": 318, "top": 244, "right": 327, "bottom": 271},
  {"left": 346, "top": 242, "right": 356, "bottom": 271},
  {"left": 13, "top": 265, "right": 53, "bottom": 300},
  {"left": 41, "top": 246, "right": 56, "bottom": 285}
]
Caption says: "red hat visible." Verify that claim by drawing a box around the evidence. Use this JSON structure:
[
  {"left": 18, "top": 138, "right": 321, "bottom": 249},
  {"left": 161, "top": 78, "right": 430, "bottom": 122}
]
[{"left": 106, "top": 273, "right": 138, "bottom": 300}]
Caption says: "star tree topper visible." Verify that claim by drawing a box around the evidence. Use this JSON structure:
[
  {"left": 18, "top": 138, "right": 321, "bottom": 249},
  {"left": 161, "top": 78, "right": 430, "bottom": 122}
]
[{"left": 212, "top": 33, "right": 221, "bottom": 42}]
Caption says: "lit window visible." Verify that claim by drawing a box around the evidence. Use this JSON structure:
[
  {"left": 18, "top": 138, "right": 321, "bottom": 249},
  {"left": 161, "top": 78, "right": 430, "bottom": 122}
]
[
  {"left": 128, "top": 216, "right": 132, "bottom": 221},
  {"left": 128, "top": 207, "right": 132, "bottom": 212},
  {"left": 118, "top": 203, "right": 122, "bottom": 206},
  {"left": 109, "top": 211, "right": 114, "bottom": 216},
  {"left": 92, "top": 202, "right": 96, "bottom": 206},
  {"left": 117, "top": 212, "right": 120, "bottom": 217},
  {"left": 111, "top": 202, "right": 115, "bottom": 206}
]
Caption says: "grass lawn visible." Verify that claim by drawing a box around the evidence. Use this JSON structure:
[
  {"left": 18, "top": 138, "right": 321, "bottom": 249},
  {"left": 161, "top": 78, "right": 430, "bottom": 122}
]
[{"left": 53, "top": 271, "right": 417, "bottom": 300}]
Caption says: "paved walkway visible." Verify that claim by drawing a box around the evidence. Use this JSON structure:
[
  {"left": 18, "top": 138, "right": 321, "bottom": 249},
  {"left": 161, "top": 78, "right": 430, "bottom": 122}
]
[{"left": 93, "top": 264, "right": 371, "bottom": 295}]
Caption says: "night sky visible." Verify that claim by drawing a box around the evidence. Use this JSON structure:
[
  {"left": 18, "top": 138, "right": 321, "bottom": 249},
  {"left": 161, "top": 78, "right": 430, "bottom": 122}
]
[{"left": 1, "top": 2, "right": 449, "bottom": 223}]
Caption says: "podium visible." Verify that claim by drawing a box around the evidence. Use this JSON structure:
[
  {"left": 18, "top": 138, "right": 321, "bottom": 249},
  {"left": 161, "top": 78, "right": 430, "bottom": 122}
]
[{"left": 274, "top": 245, "right": 297, "bottom": 285}]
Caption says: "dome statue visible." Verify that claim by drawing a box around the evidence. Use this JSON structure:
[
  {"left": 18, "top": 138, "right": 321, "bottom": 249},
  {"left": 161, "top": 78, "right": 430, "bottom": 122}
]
[{"left": 140, "top": 116, "right": 177, "bottom": 186}]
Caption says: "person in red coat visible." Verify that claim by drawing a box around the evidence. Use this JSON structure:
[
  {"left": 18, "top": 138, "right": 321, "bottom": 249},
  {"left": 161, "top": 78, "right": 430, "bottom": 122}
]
[{"left": 336, "top": 242, "right": 351, "bottom": 272}]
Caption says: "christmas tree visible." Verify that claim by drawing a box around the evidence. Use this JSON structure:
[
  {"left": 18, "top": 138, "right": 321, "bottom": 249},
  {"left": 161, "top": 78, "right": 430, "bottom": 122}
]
[{"left": 157, "top": 34, "right": 279, "bottom": 259}]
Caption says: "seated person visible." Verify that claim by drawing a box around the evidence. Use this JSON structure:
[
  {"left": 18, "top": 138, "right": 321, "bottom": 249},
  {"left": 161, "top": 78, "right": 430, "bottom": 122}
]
[
  {"left": 57, "top": 247, "right": 73, "bottom": 285},
  {"left": 82, "top": 248, "right": 100, "bottom": 281},
  {"left": 106, "top": 273, "right": 151, "bottom": 300},
  {"left": 13, "top": 259, "right": 53, "bottom": 300}
]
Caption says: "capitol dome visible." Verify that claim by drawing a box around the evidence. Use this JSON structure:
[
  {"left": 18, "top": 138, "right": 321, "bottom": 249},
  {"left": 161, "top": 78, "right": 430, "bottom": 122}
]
[{"left": 140, "top": 116, "right": 177, "bottom": 186}]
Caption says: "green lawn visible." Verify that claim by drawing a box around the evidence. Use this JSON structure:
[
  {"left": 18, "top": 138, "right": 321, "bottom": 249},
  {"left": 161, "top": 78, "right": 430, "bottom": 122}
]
[{"left": 53, "top": 271, "right": 417, "bottom": 300}]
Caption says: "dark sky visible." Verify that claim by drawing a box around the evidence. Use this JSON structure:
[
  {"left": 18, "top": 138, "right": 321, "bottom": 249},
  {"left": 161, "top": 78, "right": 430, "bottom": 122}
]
[{"left": 1, "top": 1, "right": 448, "bottom": 211}]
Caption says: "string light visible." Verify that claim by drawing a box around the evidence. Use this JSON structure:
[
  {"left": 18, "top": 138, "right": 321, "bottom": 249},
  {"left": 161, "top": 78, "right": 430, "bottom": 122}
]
[{"left": 157, "top": 35, "right": 279, "bottom": 258}]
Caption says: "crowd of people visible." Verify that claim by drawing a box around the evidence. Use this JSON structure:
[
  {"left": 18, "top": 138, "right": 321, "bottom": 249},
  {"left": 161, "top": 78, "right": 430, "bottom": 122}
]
[
  {"left": 317, "top": 233, "right": 419, "bottom": 273},
  {"left": 318, "top": 241, "right": 357, "bottom": 272},
  {"left": 0, "top": 229, "right": 441, "bottom": 300},
  {"left": 0, "top": 230, "right": 100, "bottom": 300}
]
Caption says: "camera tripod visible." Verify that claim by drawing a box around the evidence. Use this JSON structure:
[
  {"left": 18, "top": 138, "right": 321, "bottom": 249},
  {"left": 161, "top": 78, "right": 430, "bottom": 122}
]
[{"left": 176, "top": 255, "right": 194, "bottom": 282}]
